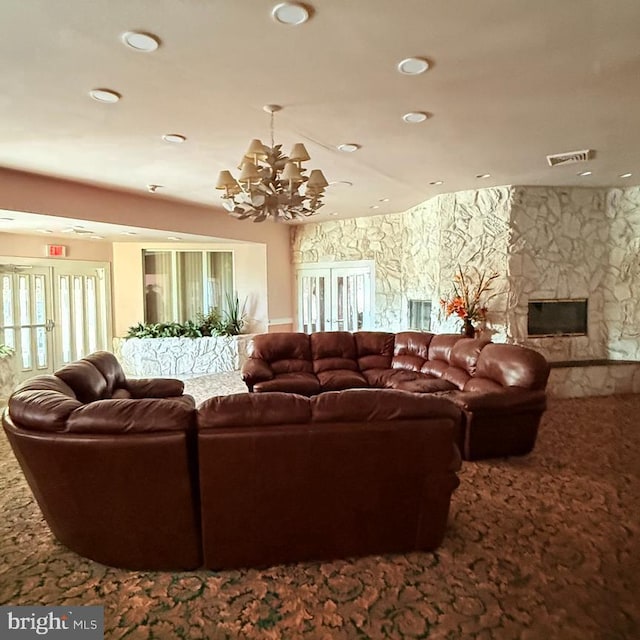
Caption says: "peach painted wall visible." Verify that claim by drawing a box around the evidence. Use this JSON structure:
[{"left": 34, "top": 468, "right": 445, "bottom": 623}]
[
  {"left": 0, "top": 231, "right": 112, "bottom": 262},
  {"left": 0, "top": 167, "right": 294, "bottom": 325}
]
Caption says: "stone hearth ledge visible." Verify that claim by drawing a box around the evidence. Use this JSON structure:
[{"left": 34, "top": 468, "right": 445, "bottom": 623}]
[{"left": 547, "top": 360, "right": 640, "bottom": 398}]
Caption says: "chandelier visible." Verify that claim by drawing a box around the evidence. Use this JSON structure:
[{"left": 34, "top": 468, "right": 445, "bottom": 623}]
[{"left": 215, "top": 105, "right": 329, "bottom": 222}]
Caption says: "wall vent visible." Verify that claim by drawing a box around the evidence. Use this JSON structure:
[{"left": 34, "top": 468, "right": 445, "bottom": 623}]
[{"left": 546, "top": 149, "right": 595, "bottom": 167}]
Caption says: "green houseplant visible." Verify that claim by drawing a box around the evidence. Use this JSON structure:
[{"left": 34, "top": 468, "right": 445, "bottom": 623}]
[
  {"left": 125, "top": 293, "right": 247, "bottom": 339},
  {"left": 0, "top": 344, "right": 15, "bottom": 359}
]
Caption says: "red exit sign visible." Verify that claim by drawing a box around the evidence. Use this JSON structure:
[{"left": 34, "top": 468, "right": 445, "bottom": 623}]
[{"left": 46, "top": 244, "right": 67, "bottom": 257}]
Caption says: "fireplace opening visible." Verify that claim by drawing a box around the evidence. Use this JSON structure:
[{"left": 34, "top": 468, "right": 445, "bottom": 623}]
[{"left": 527, "top": 299, "right": 588, "bottom": 337}]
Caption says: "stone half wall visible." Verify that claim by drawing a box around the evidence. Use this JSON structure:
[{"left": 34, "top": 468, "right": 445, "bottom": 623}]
[
  {"left": 291, "top": 184, "right": 640, "bottom": 362},
  {"left": 113, "top": 335, "right": 253, "bottom": 377}
]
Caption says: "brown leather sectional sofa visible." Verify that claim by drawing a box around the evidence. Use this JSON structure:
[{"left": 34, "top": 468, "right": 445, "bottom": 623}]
[
  {"left": 242, "top": 331, "right": 551, "bottom": 461},
  {"left": 3, "top": 351, "right": 463, "bottom": 571}
]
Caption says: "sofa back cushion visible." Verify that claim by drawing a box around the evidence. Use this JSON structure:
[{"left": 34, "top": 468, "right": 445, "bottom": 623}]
[
  {"left": 198, "top": 392, "right": 311, "bottom": 429},
  {"left": 354, "top": 332, "right": 395, "bottom": 371},
  {"left": 473, "top": 343, "right": 550, "bottom": 389},
  {"left": 248, "top": 333, "right": 313, "bottom": 374},
  {"left": 311, "top": 388, "right": 461, "bottom": 423},
  {"left": 82, "top": 351, "right": 128, "bottom": 396},
  {"left": 392, "top": 331, "right": 433, "bottom": 372},
  {"left": 449, "top": 338, "right": 490, "bottom": 376},
  {"left": 310, "top": 331, "right": 359, "bottom": 373},
  {"left": 55, "top": 360, "right": 107, "bottom": 403},
  {"left": 65, "top": 398, "right": 195, "bottom": 434}
]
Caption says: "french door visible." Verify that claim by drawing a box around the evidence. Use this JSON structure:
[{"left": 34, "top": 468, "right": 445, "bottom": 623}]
[
  {"left": 0, "top": 261, "right": 111, "bottom": 382},
  {"left": 297, "top": 261, "right": 374, "bottom": 333}
]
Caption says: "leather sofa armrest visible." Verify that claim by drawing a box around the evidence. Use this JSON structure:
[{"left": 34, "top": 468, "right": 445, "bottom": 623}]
[
  {"left": 126, "top": 378, "right": 185, "bottom": 399},
  {"left": 441, "top": 388, "right": 547, "bottom": 412},
  {"left": 241, "top": 358, "right": 274, "bottom": 391}
]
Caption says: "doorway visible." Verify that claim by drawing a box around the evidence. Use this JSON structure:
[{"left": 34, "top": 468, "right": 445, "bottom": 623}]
[
  {"left": 296, "top": 261, "right": 374, "bottom": 333},
  {"left": 0, "top": 260, "right": 112, "bottom": 382}
]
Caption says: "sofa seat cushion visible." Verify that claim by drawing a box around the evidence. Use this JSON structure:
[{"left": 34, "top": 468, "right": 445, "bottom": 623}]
[
  {"left": 317, "top": 369, "right": 368, "bottom": 392},
  {"left": 253, "top": 372, "right": 321, "bottom": 396},
  {"left": 391, "top": 377, "right": 457, "bottom": 393},
  {"left": 362, "top": 368, "right": 418, "bottom": 388}
]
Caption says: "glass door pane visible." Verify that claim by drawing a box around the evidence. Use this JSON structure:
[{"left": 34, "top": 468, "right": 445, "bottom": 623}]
[
  {"left": 0, "top": 266, "right": 54, "bottom": 378},
  {"left": 297, "top": 263, "right": 374, "bottom": 333},
  {"left": 297, "top": 270, "right": 330, "bottom": 333}
]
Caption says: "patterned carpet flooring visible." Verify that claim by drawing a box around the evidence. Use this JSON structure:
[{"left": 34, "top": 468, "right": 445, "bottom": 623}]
[{"left": 1, "top": 373, "right": 639, "bottom": 639}]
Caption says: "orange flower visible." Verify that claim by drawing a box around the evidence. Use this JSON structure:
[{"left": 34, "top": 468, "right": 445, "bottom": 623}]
[{"left": 440, "top": 266, "right": 499, "bottom": 323}]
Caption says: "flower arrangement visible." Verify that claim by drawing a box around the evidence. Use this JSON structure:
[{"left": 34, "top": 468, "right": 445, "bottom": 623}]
[{"left": 440, "top": 266, "right": 499, "bottom": 335}]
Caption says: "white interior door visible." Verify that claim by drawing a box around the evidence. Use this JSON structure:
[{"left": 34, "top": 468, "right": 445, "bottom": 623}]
[
  {"left": 0, "top": 260, "right": 111, "bottom": 382},
  {"left": 297, "top": 261, "right": 374, "bottom": 333},
  {"left": 54, "top": 264, "right": 110, "bottom": 365},
  {"left": 0, "top": 266, "right": 55, "bottom": 377},
  {"left": 297, "top": 268, "right": 331, "bottom": 333}
]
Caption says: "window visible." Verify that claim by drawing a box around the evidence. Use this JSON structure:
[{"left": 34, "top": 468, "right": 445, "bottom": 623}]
[
  {"left": 143, "top": 250, "right": 233, "bottom": 323},
  {"left": 408, "top": 299, "right": 432, "bottom": 331}
]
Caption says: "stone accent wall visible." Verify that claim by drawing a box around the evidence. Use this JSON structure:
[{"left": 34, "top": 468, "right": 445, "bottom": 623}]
[
  {"left": 403, "top": 188, "right": 512, "bottom": 339},
  {"left": 292, "top": 215, "right": 404, "bottom": 330},
  {"left": 508, "top": 186, "right": 610, "bottom": 360},
  {"left": 604, "top": 186, "right": 640, "bottom": 360},
  {"left": 292, "top": 187, "right": 512, "bottom": 336},
  {"left": 292, "top": 184, "right": 640, "bottom": 362}
]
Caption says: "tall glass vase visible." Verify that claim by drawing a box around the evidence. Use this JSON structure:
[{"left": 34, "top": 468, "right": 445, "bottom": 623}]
[{"left": 462, "top": 318, "right": 476, "bottom": 338}]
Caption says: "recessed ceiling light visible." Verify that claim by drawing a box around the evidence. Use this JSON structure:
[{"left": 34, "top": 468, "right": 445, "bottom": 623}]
[
  {"left": 379, "top": 198, "right": 390, "bottom": 202},
  {"left": 271, "top": 2, "right": 310, "bottom": 25},
  {"left": 38, "top": 229, "right": 54, "bottom": 234},
  {"left": 620, "top": 172, "right": 632, "bottom": 178},
  {"left": 337, "top": 143, "right": 360, "bottom": 153},
  {"left": 167, "top": 236, "right": 182, "bottom": 241},
  {"left": 476, "top": 173, "right": 491, "bottom": 179},
  {"left": 328, "top": 180, "right": 353, "bottom": 187},
  {"left": 122, "top": 31, "right": 160, "bottom": 52},
  {"left": 402, "top": 111, "right": 429, "bottom": 124},
  {"left": 122, "top": 231, "right": 137, "bottom": 236},
  {"left": 429, "top": 180, "right": 444, "bottom": 186},
  {"left": 162, "top": 134, "right": 186, "bottom": 144},
  {"left": 578, "top": 171, "right": 592, "bottom": 177},
  {"left": 89, "top": 88, "right": 121, "bottom": 103},
  {"left": 0, "top": 217, "right": 15, "bottom": 221},
  {"left": 329, "top": 212, "right": 339, "bottom": 216},
  {"left": 397, "top": 57, "right": 430, "bottom": 75},
  {"left": 90, "top": 235, "right": 105, "bottom": 240},
  {"left": 370, "top": 205, "right": 380, "bottom": 210}
]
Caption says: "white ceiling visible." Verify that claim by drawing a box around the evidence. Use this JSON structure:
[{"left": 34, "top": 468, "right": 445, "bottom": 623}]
[{"left": 1, "top": 0, "right": 639, "bottom": 238}]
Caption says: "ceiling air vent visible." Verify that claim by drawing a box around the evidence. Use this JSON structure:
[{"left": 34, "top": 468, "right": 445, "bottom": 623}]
[{"left": 546, "top": 149, "right": 595, "bottom": 167}]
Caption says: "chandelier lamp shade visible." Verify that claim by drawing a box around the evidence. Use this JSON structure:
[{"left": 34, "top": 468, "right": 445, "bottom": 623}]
[{"left": 215, "top": 105, "right": 329, "bottom": 222}]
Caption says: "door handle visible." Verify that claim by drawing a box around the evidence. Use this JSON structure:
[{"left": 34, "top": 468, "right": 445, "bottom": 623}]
[{"left": 45, "top": 319, "right": 55, "bottom": 332}]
